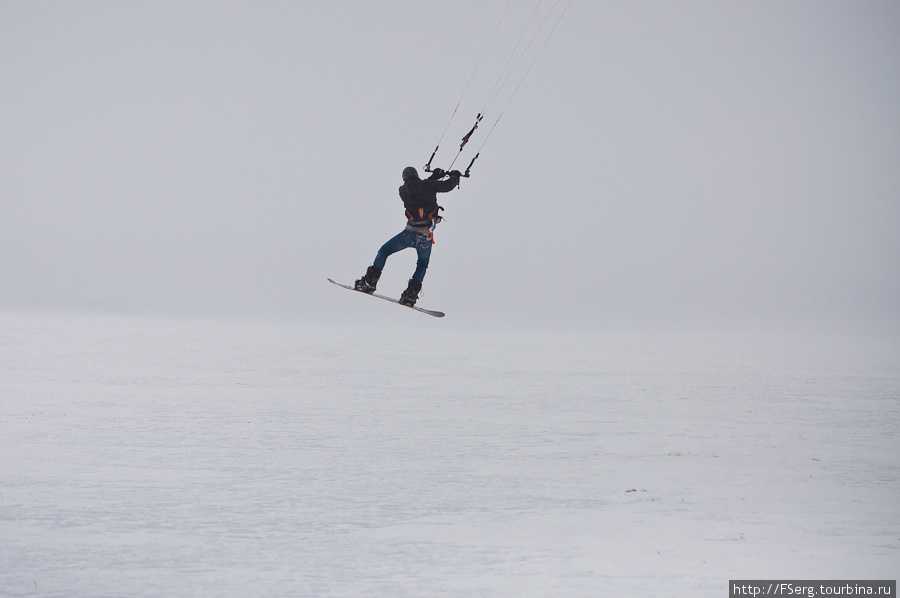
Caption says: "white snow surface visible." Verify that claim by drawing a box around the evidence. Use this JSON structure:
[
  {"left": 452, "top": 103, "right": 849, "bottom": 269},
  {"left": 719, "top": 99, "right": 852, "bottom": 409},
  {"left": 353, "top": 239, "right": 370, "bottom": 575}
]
[{"left": 1, "top": 312, "right": 897, "bottom": 597}]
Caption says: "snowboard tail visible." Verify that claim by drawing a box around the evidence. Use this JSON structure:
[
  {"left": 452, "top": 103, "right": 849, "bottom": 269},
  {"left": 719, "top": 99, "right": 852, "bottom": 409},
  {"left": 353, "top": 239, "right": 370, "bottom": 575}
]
[{"left": 328, "top": 279, "right": 445, "bottom": 318}]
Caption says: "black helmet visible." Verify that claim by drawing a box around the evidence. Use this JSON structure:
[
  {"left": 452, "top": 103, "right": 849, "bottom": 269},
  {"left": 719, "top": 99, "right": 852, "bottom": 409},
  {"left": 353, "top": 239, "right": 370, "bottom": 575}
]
[{"left": 402, "top": 166, "right": 419, "bottom": 182}]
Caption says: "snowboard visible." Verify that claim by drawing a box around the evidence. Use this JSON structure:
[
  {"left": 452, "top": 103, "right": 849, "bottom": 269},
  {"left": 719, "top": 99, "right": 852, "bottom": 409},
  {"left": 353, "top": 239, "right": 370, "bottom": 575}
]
[{"left": 328, "top": 278, "right": 445, "bottom": 318}]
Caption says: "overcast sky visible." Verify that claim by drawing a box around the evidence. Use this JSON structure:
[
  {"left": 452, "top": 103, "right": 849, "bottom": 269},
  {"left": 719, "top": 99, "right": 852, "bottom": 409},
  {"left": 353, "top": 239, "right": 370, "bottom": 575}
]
[{"left": 2, "top": 1, "right": 898, "bottom": 333}]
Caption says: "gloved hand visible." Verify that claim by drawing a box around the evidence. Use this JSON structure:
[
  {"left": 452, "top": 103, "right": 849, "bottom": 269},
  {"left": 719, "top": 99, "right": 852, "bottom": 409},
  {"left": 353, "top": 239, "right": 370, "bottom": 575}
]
[
  {"left": 449, "top": 170, "right": 461, "bottom": 178},
  {"left": 431, "top": 168, "right": 445, "bottom": 178}
]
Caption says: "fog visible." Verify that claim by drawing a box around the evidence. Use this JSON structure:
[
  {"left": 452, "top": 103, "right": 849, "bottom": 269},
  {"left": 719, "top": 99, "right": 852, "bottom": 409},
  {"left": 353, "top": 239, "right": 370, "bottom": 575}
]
[
  {"left": 2, "top": 5, "right": 899, "bottom": 593},
  {"left": 2, "top": 1, "right": 898, "bottom": 333}
]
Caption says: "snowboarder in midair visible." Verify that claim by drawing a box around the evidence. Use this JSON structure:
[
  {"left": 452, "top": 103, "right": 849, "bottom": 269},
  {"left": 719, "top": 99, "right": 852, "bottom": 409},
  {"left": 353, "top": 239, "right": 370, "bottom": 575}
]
[{"left": 355, "top": 166, "right": 461, "bottom": 306}]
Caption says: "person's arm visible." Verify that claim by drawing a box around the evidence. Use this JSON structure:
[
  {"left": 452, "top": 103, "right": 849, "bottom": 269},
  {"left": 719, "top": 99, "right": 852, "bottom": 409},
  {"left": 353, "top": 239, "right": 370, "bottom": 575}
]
[{"left": 433, "top": 170, "right": 461, "bottom": 193}]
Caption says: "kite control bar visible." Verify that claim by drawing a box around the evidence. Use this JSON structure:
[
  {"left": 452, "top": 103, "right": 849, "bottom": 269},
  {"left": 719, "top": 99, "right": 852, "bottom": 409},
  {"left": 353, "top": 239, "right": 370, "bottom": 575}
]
[
  {"left": 424, "top": 113, "right": 482, "bottom": 179},
  {"left": 423, "top": 164, "right": 475, "bottom": 179}
]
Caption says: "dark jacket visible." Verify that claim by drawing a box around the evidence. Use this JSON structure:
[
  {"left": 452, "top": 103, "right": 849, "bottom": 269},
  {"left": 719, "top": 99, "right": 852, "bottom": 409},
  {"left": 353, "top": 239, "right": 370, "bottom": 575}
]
[{"left": 399, "top": 171, "right": 460, "bottom": 226}]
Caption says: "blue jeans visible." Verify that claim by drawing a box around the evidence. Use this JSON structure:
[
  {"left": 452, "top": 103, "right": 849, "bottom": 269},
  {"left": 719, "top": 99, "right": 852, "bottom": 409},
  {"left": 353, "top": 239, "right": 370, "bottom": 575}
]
[{"left": 373, "top": 230, "right": 433, "bottom": 283}]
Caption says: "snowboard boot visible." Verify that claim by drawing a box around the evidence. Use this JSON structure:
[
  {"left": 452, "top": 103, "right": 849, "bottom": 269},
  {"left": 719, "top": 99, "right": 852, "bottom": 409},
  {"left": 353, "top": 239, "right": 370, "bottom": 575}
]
[
  {"left": 354, "top": 266, "right": 381, "bottom": 294},
  {"left": 399, "top": 279, "right": 422, "bottom": 307}
]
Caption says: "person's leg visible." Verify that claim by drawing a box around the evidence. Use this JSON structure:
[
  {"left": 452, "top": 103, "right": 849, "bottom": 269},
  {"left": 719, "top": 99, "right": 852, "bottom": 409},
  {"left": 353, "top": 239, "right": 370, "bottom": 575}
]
[
  {"left": 411, "top": 234, "right": 433, "bottom": 283},
  {"left": 356, "top": 230, "right": 414, "bottom": 292},
  {"left": 374, "top": 230, "right": 415, "bottom": 271},
  {"left": 401, "top": 234, "right": 432, "bottom": 306}
]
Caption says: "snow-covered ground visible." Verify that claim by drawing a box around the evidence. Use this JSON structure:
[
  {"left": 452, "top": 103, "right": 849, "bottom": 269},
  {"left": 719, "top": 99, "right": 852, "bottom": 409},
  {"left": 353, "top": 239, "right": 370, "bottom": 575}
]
[{"left": 1, "top": 312, "right": 897, "bottom": 597}]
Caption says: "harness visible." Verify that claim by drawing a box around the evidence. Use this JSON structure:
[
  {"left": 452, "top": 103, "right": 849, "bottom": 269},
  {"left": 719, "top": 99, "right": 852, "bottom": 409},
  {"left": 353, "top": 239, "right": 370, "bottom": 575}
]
[{"left": 405, "top": 206, "right": 443, "bottom": 244}]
